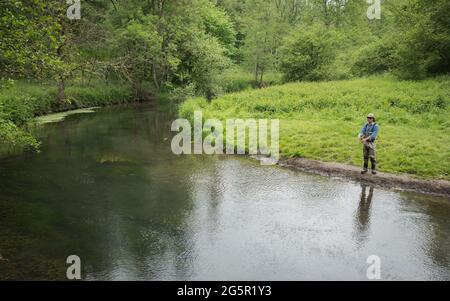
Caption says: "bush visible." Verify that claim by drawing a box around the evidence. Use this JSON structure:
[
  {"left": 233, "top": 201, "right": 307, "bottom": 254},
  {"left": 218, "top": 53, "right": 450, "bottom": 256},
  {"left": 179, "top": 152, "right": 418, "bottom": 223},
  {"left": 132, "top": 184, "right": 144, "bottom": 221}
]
[
  {"left": 0, "top": 118, "right": 40, "bottom": 152},
  {"left": 192, "top": 37, "right": 231, "bottom": 99},
  {"left": 390, "top": 0, "right": 450, "bottom": 79},
  {"left": 280, "top": 24, "right": 340, "bottom": 82},
  {"left": 178, "top": 97, "right": 209, "bottom": 121},
  {"left": 351, "top": 38, "right": 396, "bottom": 77}
]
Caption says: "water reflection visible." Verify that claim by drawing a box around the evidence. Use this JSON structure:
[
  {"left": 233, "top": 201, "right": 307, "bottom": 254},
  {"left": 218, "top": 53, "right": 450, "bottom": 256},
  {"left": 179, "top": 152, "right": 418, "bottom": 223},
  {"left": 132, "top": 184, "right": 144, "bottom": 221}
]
[{"left": 354, "top": 185, "right": 374, "bottom": 247}]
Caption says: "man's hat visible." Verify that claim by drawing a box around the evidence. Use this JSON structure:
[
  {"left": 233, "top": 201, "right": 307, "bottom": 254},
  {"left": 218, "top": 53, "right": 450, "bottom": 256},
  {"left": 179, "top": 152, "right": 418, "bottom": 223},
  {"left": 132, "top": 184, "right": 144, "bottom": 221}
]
[{"left": 367, "top": 113, "right": 375, "bottom": 119}]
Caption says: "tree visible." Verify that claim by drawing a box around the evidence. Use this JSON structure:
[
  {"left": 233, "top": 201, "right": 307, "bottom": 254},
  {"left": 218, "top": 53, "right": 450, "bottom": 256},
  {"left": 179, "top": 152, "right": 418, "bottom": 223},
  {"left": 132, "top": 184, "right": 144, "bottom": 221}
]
[
  {"left": 106, "top": 0, "right": 235, "bottom": 98},
  {"left": 387, "top": 0, "right": 450, "bottom": 78},
  {"left": 0, "top": 0, "right": 60, "bottom": 80},
  {"left": 113, "top": 17, "right": 161, "bottom": 98},
  {"left": 239, "top": 0, "right": 286, "bottom": 87}
]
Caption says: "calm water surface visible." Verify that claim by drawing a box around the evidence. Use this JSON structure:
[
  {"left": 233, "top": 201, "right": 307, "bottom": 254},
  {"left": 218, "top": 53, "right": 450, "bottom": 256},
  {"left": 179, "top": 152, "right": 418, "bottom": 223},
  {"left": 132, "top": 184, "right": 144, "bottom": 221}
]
[{"left": 0, "top": 104, "right": 449, "bottom": 280}]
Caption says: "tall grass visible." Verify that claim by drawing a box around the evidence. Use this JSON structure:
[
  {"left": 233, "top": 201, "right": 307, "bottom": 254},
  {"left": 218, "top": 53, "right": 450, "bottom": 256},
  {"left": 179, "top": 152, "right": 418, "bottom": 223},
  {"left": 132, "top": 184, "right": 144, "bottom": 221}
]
[
  {"left": 180, "top": 75, "right": 450, "bottom": 180},
  {"left": 219, "top": 67, "right": 282, "bottom": 93}
]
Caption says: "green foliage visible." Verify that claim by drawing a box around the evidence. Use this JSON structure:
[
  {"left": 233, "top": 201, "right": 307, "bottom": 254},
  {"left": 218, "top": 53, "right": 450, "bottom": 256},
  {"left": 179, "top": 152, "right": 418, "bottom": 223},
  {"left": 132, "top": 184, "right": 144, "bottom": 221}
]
[
  {"left": 180, "top": 75, "right": 450, "bottom": 179},
  {"left": 113, "top": 16, "right": 161, "bottom": 95},
  {"left": 199, "top": 2, "right": 237, "bottom": 56},
  {"left": 180, "top": 33, "right": 232, "bottom": 99},
  {"left": 0, "top": 119, "right": 40, "bottom": 153},
  {"left": 2, "top": 0, "right": 449, "bottom": 95},
  {"left": 179, "top": 97, "right": 209, "bottom": 122},
  {"left": 388, "top": 0, "right": 450, "bottom": 79},
  {"left": 238, "top": 0, "right": 286, "bottom": 86},
  {"left": 280, "top": 25, "right": 341, "bottom": 81},
  {"left": 219, "top": 67, "right": 282, "bottom": 93},
  {"left": 351, "top": 38, "right": 397, "bottom": 77},
  {"left": 64, "top": 84, "right": 133, "bottom": 107},
  {"left": 0, "top": 0, "right": 61, "bottom": 80},
  {"left": 0, "top": 82, "right": 57, "bottom": 123},
  {"left": 105, "top": 0, "right": 237, "bottom": 99}
]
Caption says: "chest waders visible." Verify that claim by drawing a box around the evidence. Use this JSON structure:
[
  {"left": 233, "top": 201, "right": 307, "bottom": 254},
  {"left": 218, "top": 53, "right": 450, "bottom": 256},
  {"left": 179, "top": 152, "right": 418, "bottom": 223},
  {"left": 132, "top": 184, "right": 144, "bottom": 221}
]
[{"left": 362, "top": 123, "right": 377, "bottom": 174}]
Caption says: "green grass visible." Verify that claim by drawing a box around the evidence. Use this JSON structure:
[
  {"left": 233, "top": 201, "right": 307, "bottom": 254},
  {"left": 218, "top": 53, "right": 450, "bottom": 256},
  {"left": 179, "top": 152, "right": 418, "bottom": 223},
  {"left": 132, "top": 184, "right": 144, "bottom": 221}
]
[
  {"left": 219, "top": 67, "right": 282, "bottom": 93},
  {"left": 179, "top": 75, "right": 450, "bottom": 180},
  {"left": 0, "top": 81, "right": 134, "bottom": 154}
]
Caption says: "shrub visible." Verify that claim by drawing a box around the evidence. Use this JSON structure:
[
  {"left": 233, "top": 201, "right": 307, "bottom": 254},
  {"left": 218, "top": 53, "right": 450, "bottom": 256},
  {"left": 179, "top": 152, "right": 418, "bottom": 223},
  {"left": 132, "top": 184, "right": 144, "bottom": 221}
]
[
  {"left": 280, "top": 24, "right": 340, "bottom": 82},
  {"left": 351, "top": 38, "right": 396, "bottom": 77}
]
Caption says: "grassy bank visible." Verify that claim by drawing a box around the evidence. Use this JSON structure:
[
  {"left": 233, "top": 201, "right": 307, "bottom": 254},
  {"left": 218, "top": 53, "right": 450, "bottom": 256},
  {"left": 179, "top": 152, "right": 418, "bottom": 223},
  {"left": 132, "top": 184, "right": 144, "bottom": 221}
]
[
  {"left": 0, "top": 81, "right": 134, "bottom": 154},
  {"left": 180, "top": 75, "right": 450, "bottom": 180}
]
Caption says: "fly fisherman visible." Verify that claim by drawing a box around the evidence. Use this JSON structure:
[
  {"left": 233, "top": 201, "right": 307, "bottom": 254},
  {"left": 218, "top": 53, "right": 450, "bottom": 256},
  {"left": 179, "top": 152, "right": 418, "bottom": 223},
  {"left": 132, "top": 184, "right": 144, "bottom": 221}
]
[{"left": 358, "top": 113, "right": 379, "bottom": 175}]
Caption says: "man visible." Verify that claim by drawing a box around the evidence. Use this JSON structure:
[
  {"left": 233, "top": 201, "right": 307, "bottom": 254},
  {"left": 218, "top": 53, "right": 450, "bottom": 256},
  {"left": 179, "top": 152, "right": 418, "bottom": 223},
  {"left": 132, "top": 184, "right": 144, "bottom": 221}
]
[{"left": 358, "top": 113, "right": 379, "bottom": 175}]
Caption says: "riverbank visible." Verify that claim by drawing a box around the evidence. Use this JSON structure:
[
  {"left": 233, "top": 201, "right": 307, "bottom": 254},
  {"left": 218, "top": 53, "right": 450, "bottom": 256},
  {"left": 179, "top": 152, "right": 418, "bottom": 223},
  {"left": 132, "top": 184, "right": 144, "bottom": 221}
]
[
  {"left": 275, "top": 157, "right": 450, "bottom": 196},
  {"left": 0, "top": 81, "right": 136, "bottom": 155},
  {"left": 180, "top": 75, "right": 450, "bottom": 181}
]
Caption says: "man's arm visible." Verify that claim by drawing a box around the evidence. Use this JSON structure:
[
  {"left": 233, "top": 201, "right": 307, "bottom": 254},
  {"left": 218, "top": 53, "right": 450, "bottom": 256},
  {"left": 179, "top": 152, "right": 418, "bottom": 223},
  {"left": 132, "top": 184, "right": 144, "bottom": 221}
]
[
  {"left": 369, "top": 124, "right": 379, "bottom": 141},
  {"left": 358, "top": 124, "right": 366, "bottom": 140}
]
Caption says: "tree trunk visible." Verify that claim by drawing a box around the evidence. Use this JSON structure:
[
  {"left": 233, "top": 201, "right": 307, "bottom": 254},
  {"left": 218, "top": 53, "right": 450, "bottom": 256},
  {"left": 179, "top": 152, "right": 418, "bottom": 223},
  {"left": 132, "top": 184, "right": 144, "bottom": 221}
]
[
  {"left": 259, "top": 69, "right": 264, "bottom": 88},
  {"left": 254, "top": 61, "right": 259, "bottom": 85},
  {"left": 323, "top": 0, "right": 330, "bottom": 27},
  {"left": 58, "top": 77, "right": 65, "bottom": 104},
  {"left": 152, "top": 63, "right": 160, "bottom": 90}
]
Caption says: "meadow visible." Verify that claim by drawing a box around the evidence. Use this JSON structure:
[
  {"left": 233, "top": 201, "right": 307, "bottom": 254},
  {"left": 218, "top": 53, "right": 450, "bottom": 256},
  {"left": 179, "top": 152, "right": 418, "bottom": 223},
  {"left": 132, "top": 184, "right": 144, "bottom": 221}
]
[
  {"left": 180, "top": 75, "right": 450, "bottom": 180},
  {"left": 219, "top": 67, "right": 283, "bottom": 93}
]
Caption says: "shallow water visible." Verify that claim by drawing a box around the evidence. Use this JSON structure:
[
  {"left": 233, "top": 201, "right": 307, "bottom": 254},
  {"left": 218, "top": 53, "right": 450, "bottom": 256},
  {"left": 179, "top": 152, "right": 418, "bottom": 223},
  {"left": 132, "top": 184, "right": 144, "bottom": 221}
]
[{"left": 0, "top": 104, "right": 449, "bottom": 280}]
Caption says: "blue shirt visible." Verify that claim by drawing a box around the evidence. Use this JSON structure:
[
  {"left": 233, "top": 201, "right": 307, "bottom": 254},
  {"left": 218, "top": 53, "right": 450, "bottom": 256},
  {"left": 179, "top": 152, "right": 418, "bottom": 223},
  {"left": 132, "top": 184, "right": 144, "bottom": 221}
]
[{"left": 360, "top": 123, "right": 379, "bottom": 142}]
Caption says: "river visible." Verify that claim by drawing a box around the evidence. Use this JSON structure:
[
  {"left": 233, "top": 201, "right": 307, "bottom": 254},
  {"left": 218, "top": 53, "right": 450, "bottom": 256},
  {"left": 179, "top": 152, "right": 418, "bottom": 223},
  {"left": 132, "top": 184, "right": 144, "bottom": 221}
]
[{"left": 0, "top": 104, "right": 449, "bottom": 280}]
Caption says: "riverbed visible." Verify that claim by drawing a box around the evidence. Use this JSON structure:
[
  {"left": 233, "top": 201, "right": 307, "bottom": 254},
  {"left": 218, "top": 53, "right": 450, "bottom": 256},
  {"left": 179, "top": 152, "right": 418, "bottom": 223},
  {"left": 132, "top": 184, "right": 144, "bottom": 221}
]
[{"left": 0, "top": 104, "right": 449, "bottom": 280}]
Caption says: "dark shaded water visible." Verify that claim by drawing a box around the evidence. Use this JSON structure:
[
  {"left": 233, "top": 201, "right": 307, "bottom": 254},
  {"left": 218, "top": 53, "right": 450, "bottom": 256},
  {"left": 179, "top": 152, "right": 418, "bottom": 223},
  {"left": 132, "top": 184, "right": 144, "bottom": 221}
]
[{"left": 0, "top": 104, "right": 449, "bottom": 280}]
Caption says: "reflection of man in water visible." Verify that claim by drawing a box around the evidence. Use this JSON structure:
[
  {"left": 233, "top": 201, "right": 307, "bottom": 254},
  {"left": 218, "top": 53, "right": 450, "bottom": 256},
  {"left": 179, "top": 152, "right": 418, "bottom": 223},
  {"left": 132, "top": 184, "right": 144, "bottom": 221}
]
[{"left": 354, "top": 184, "right": 374, "bottom": 245}]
